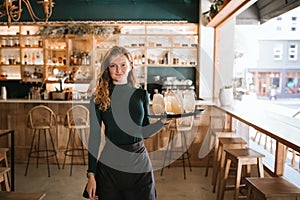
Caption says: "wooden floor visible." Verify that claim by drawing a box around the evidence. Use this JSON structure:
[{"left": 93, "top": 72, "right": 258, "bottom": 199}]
[{"left": 14, "top": 164, "right": 235, "bottom": 200}]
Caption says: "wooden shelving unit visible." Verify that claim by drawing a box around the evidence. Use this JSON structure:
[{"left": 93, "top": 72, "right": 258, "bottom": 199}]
[{"left": 206, "top": 0, "right": 257, "bottom": 28}]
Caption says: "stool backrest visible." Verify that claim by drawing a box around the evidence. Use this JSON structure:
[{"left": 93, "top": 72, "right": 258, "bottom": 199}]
[
  {"left": 176, "top": 116, "right": 194, "bottom": 131},
  {"left": 209, "top": 115, "right": 226, "bottom": 131},
  {"left": 28, "top": 105, "right": 57, "bottom": 129},
  {"left": 66, "top": 105, "right": 89, "bottom": 129}
]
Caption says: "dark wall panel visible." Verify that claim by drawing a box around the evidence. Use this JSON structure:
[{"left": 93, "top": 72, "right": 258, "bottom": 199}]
[{"left": 0, "top": 0, "right": 199, "bottom": 23}]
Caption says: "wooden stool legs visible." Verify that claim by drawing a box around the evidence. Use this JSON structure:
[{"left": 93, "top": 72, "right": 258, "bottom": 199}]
[
  {"left": 0, "top": 167, "right": 10, "bottom": 191},
  {"left": 217, "top": 148, "right": 265, "bottom": 200},
  {"left": 211, "top": 137, "right": 247, "bottom": 193}
]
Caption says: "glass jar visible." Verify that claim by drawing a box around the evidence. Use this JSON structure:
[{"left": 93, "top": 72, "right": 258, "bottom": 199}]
[
  {"left": 1, "top": 38, "right": 7, "bottom": 47},
  {"left": 164, "top": 90, "right": 184, "bottom": 114}
]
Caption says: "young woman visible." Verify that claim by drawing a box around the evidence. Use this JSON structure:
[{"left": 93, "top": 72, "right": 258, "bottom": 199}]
[{"left": 86, "top": 46, "right": 165, "bottom": 200}]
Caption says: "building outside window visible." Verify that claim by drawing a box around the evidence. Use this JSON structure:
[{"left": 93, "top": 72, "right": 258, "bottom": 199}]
[
  {"left": 235, "top": 6, "right": 300, "bottom": 99},
  {"left": 285, "top": 72, "right": 300, "bottom": 94}
]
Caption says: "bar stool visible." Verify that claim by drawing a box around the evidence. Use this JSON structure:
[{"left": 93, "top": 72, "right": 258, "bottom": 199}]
[
  {"left": 211, "top": 137, "right": 247, "bottom": 193},
  {"left": 205, "top": 115, "right": 236, "bottom": 176},
  {"left": 0, "top": 148, "right": 9, "bottom": 167},
  {"left": 245, "top": 177, "right": 300, "bottom": 200},
  {"left": 25, "top": 105, "right": 60, "bottom": 177},
  {"left": 0, "top": 167, "right": 10, "bottom": 191},
  {"left": 160, "top": 116, "right": 194, "bottom": 179},
  {"left": 62, "top": 105, "right": 89, "bottom": 176},
  {"left": 217, "top": 148, "right": 265, "bottom": 200}
]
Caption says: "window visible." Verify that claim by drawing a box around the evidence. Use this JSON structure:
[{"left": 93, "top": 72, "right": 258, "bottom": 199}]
[
  {"left": 288, "top": 43, "right": 298, "bottom": 61},
  {"left": 292, "top": 16, "right": 297, "bottom": 21},
  {"left": 273, "top": 45, "right": 283, "bottom": 60},
  {"left": 285, "top": 72, "right": 300, "bottom": 94},
  {"left": 291, "top": 27, "right": 296, "bottom": 31}
]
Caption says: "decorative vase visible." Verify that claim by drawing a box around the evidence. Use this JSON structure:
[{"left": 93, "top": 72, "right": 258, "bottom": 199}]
[{"left": 219, "top": 87, "right": 233, "bottom": 106}]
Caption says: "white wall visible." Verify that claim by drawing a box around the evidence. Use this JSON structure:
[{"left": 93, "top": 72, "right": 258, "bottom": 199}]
[
  {"left": 199, "top": 0, "right": 235, "bottom": 100},
  {"left": 199, "top": 0, "right": 214, "bottom": 99}
]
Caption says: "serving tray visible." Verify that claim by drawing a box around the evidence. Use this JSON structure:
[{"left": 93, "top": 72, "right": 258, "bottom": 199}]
[{"left": 149, "top": 108, "right": 205, "bottom": 119}]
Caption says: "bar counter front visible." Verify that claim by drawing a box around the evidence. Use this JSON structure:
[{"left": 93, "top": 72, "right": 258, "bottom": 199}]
[
  {"left": 0, "top": 99, "right": 212, "bottom": 167},
  {"left": 0, "top": 99, "right": 90, "bottom": 165}
]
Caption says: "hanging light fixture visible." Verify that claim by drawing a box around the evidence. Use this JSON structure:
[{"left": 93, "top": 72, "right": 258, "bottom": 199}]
[{"left": 0, "top": 0, "right": 54, "bottom": 27}]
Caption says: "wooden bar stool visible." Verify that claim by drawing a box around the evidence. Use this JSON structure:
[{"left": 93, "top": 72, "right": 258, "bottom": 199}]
[
  {"left": 0, "top": 148, "right": 9, "bottom": 167},
  {"left": 212, "top": 137, "right": 247, "bottom": 193},
  {"left": 62, "top": 105, "right": 89, "bottom": 176},
  {"left": 245, "top": 177, "right": 300, "bottom": 200},
  {"left": 217, "top": 148, "right": 265, "bottom": 200},
  {"left": 160, "top": 116, "right": 194, "bottom": 179},
  {"left": 25, "top": 105, "right": 60, "bottom": 177},
  {"left": 205, "top": 115, "right": 236, "bottom": 177},
  {"left": 0, "top": 167, "right": 10, "bottom": 191}
]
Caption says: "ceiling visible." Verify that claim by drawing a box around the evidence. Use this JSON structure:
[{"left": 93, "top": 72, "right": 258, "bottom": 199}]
[{"left": 237, "top": 0, "right": 300, "bottom": 25}]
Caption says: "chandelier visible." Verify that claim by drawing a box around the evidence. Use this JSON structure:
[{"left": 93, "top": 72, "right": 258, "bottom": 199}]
[{"left": 0, "top": 0, "right": 54, "bottom": 26}]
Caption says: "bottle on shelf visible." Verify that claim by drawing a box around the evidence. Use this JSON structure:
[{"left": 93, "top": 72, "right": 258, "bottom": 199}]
[
  {"left": 38, "top": 39, "right": 43, "bottom": 48},
  {"left": 142, "top": 54, "right": 145, "bottom": 64},
  {"left": 31, "top": 52, "right": 36, "bottom": 64},
  {"left": 38, "top": 68, "right": 43, "bottom": 78},
  {"left": 8, "top": 37, "right": 13, "bottom": 47},
  {"left": 24, "top": 54, "right": 28, "bottom": 64},
  {"left": 86, "top": 52, "right": 91, "bottom": 65},
  {"left": 35, "top": 51, "right": 41, "bottom": 65},
  {"left": 63, "top": 55, "right": 67, "bottom": 65},
  {"left": 82, "top": 52, "right": 87, "bottom": 65},
  {"left": 1, "top": 38, "right": 6, "bottom": 47},
  {"left": 47, "top": 56, "right": 51, "bottom": 65},
  {"left": 25, "top": 38, "right": 31, "bottom": 47},
  {"left": 33, "top": 68, "right": 38, "bottom": 78},
  {"left": 14, "top": 38, "right": 20, "bottom": 47}
]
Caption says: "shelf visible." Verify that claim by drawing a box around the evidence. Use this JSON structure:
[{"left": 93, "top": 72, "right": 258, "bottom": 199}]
[
  {"left": 21, "top": 47, "right": 43, "bottom": 49},
  {"left": 206, "top": 0, "right": 257, "bottom": 27},
  {"left": 0, "top": 47, "right": 20, "bottom": 50},
  {"left": 146, "top": 64, "right": 196, "bottom": 67},
  {"left": 22, "top": 78, "right": 43, "bottom": 82},
  {"left": 0, "top": 23, "right": 198, "bottom": 87},
  {"left": 0, "top": 77, "right": 21, "bottom": 81}
]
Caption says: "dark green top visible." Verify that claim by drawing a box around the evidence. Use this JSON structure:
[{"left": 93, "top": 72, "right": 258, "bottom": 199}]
[{"left": 87, "top": 83, "right": 164, "bottom": 174}]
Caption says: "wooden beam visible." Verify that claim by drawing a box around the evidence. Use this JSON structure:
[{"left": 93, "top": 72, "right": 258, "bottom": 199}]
[{"left": 206, "top": 0, "right": 258, "bottom": 28}]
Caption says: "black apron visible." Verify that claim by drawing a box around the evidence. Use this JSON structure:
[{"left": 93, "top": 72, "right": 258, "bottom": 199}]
[{"left": 95, "top": 140, "right": 156, "bottom": 200}]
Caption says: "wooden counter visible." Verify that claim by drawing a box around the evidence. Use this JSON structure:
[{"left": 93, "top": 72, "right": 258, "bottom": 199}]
[
  {"left": 0, "top": 100, "right": 89, "bottom": 165},
  {"left": 214, "top": 100, "right": 300, "bottom": 186},
  {"left": 0, "top": 99, "right": 214, "bottom": 167}
]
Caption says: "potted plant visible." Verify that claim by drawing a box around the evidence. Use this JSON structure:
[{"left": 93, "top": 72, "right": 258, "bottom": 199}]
[
  {"left": 202, "top": 0, "right": 226, "bottom": 22},
  {"left": 219, "top": 85, "right": 234, "bottom": 106}
]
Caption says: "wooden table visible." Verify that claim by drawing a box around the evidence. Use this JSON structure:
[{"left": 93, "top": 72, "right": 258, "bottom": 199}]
[
  {"left": 0, "top": 129, "right": 14, "bottom": 191},
  {"left": 214, "top": 100, "right": 300, "bottom": 176},
  {"left": 0, "top": 192, "right": 45, "bottom": 200}
]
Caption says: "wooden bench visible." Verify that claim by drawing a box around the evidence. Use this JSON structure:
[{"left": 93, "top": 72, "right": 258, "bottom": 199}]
[{"left": 245, "top": 177, "right": 300, "bottom": 200}]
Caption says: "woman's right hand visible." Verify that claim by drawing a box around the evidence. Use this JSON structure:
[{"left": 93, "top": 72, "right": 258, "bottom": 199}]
[{"left": 86, "top": 175, "right": 98, "bottom": 200}]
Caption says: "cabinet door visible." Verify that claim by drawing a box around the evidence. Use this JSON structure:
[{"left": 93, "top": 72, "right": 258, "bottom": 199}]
[{"left": 0, "top": 26, "right": 21, "bottom": 80}]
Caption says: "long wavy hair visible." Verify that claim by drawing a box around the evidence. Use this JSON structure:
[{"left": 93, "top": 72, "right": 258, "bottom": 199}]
[{"left": 94, "top": 46, "right": 138, "bottom": 111}]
